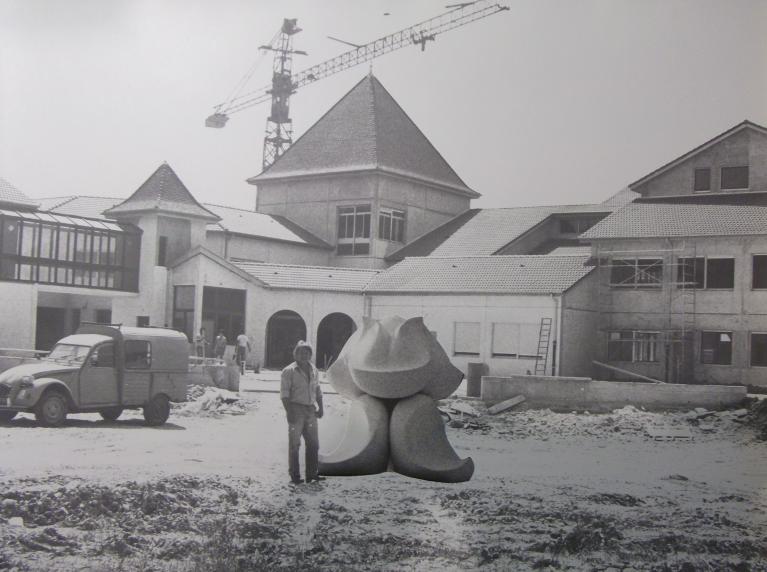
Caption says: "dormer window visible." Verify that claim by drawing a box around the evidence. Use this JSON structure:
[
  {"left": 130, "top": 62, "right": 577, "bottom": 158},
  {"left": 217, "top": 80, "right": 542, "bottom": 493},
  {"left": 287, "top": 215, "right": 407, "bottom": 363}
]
[
  {"left": 693, "top": 168, "right": 711, "bottom": 192},
  {"left": 720, "top": 166, "right": 749, "bottom": 190}
]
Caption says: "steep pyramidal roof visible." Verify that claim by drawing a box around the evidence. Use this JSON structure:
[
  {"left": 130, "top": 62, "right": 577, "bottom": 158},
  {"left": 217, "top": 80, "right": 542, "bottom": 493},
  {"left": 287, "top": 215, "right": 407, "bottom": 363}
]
[
  {"left": 250, "top": 74, "right": 478, "bottom": 197},
  {"left": 104, "top": 163, "right": 219, "bottom": 221}
]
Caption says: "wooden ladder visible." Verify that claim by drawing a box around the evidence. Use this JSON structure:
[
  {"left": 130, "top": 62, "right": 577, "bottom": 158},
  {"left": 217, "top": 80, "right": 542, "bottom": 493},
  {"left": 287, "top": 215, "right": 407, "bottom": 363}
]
[{"left": 534, "top": 317, "right": 553, "bottom": 375}]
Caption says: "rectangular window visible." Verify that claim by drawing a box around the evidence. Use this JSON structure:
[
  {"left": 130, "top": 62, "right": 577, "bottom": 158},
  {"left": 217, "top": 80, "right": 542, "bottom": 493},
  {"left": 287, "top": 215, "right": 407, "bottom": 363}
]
[
  {"left": 610, "top": 258, "right": 662, "bottom": 287},
  {"left": 559, "top": 217, "right": 600, "bottom": 234},
  {"left": 95, "top": 309, "right": 112, "bottom": 324},
  {"left": 677, "top": 257, "right": 734, "bottom": 289},
  {"left": 608, "top": 331, "right": 659, "bottom": 362},
  {"left": 337, "top": 205, "right": 371, "bottom": 255},
  {"left": 124, "top": 340, "right": 151, "bottom": 369},
  {"left": 677, "top": 257, "right": 705, "bottom": 288},
  {"left": 751, "top": 333, "right": 767, "bottom": 367},
  {"left": 701, "top": 331, "right": 732, "bottom": 365},
  {"left": 720, "top": 166, "right": 749, "bottom": 190},
  {"left": 454, "top": 322, "right": 480, "bottom": 356},
  {"left": 706, "top": 258, "right": 735, "bottom": 289},
  {"left": 492, "top": 323, "right": 518, "bottom": 357},
  {"left": 753, "top": 255, "right": 767, "bottom": 289},
  {"left": 378, "top": 208, "right": 406, "bottom": 242},
  {"left": 693, "top": 168, "right": 711, "bottom": 192},
  {"left": 158, "top": 236, "right": 168, "bottom": 267},
  {"left": 136, "top": 316, "right": 150, "bottom": 327}
]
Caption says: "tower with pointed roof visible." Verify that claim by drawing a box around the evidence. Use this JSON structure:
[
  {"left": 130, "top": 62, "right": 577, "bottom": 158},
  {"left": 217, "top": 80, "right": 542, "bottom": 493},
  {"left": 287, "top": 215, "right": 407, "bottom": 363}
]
[
  {"left": 105, "top": 162, "right": 220, "bottom": 327},
  {"left": 248, "top": 74, "right": 479, "bottom": 269}
]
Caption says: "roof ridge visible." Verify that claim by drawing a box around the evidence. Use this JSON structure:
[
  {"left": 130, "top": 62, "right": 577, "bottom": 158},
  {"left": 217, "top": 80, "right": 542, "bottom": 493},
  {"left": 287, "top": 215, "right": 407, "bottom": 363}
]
[
  {"left": 402, "top": 254, "right": 590, "bottom": 260},
  {"left": 230, "top": 259, "right": 380, "bottom": 273}
]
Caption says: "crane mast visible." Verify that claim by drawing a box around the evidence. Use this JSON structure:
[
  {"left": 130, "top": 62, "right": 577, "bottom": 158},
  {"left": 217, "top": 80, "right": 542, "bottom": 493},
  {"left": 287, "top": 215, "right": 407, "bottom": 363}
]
[{"left": 206, "top": 1, "right": 509, "bottom": 169}]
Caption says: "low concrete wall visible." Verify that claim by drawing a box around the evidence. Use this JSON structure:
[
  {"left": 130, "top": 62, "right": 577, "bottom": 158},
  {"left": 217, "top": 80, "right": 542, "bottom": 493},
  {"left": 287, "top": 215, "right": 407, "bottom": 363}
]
[{"left": 482, "top": 375, "right": 748, "bottom": 412}]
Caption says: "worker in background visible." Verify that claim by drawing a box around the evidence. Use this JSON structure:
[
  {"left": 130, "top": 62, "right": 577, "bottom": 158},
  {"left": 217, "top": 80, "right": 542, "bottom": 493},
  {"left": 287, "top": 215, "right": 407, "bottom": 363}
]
[
  {"left": 194, "top": 327, "right": 208, "bottom": 359},
  {"left": 280, "top": 341, "right": 324, "bottom": 485},
  {"left": 213, "top": 330, "right": 227, "bottom": 361},
  {"left": 235, "top": 331, "right": 251, "bottom": 374}
]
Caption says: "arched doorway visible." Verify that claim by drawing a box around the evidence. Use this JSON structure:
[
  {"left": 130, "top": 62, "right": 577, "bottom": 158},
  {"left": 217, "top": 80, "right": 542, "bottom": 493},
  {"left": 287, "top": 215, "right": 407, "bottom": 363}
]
[
  {"left": 266, "top": 310, "right": 307, "bottom": 369},
  {"left": 316, "top": 313, "right": 356, "bottom": 370}
]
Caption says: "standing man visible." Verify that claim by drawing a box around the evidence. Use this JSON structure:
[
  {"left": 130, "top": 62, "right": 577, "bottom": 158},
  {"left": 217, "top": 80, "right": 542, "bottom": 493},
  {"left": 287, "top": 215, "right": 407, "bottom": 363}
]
[
  {"left": 213, "top": 330, "right": 227, "bottom": 361},
  {"left": 280, "top": 341, "right": 324, "bottom": 485},
  {"left": 235, "top": 331, "right": 251, "bottom": 374}
]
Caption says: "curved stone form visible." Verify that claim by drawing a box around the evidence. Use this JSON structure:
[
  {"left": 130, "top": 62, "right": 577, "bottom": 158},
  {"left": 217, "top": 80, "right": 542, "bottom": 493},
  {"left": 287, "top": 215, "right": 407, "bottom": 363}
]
[
  {"left": 389, "top": 394, "right": 474, "bottom": 483},
  {"left": 319, "top": 395, "right": 389, "bottom": 476},
  {"left": 326, "top": 328, "right": 365, "bottom": 399},
  {"left": 347, "top": 316, "right": 441, "bottom": 399},
  {"left": 419, "top": 332, "right": 465, "bottom": 400}
]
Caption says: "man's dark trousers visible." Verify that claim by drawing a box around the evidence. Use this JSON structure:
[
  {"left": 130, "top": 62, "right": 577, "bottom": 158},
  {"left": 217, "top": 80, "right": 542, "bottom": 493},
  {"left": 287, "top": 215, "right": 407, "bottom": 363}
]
[{"left": 288, "top": 403, "right": 319, "bottom": 481}]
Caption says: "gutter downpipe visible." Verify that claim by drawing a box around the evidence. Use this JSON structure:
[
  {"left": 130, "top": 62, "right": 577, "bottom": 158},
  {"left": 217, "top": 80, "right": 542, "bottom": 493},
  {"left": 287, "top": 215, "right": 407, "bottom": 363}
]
[{"left": 552, "top": 293, "right": 562, "bottom": 376}]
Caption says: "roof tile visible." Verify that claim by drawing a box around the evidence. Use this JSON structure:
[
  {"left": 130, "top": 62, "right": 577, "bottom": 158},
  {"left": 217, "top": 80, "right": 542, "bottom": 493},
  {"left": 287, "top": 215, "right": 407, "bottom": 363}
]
[
  {"left": 367, "top": 256, "right": 594, "bottom": 294},
  {"left": 231, "top": 260, "right": 378, "bottom": 292},
  {"left": 582, "top": 203, "right": 767, "bottom": 239},
  {"left": 0, "top": 177, "right": 39, "bottom": 208}
]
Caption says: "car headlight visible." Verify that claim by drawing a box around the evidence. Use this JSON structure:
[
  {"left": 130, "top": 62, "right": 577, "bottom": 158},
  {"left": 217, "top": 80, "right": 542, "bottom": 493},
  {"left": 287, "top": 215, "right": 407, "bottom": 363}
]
[{"left": 19, "top": 375, "right": 34, "bottom": 388}]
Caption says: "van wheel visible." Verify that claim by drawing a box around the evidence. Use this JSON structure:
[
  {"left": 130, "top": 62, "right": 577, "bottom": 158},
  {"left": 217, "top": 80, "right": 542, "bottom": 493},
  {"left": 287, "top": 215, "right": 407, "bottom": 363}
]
[
  {"left": 143, "top": 395, "right": 170, "bottom": 426},
  {"left": 35, "top": 391, "right": 68, "bottom": 427},
  {"left": 99, "top": 407, "right": 123, "bottom": 422},
  {"left": 0, "top": 411, "right": 17, "bottom": 424}
]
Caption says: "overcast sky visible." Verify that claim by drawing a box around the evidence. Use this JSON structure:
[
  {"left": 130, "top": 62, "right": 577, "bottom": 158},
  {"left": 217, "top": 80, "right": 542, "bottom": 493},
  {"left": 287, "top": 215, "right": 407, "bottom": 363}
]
[{"left": 1, "top": 0, "right": 765, "bottom": 210}]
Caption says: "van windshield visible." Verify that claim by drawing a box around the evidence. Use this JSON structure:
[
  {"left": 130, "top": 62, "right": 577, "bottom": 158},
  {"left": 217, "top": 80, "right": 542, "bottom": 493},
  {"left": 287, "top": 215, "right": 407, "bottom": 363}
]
[{"left": 46, "top": 344, "right": 91, "bottom": 365}]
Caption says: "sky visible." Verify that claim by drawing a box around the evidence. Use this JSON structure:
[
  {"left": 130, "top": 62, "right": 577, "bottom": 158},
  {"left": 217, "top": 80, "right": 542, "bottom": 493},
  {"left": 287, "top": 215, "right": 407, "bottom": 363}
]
[{"left": 0, "top": 0, "right": 765, "bottom": 211}]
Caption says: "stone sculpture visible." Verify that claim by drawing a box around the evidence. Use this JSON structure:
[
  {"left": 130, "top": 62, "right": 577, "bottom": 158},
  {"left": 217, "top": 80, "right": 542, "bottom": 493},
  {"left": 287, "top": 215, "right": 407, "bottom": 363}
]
[{"left": 319, "top": 316, "right": 474, "bottom": 483}]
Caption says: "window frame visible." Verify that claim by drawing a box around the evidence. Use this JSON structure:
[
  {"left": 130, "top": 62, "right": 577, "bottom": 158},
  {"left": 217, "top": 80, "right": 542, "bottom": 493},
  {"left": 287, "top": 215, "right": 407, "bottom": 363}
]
[
  {"left": 750, "top": 332, "right": 767, "bottom": 368},
  {"left": 336, "top": 204, "right": 371, "bottom": 256},
  {"left": 124, "top": 339, "right": 152, "bottom": 370},
  {"left": 609, "top": 258, "right": 663, "bottom": 288},
  {"left": 752, "top": 254, "right": 767, "bottom": 290},
  {"left": 700, "top": 330, "right": 733, "bottom": 366},
  {"left": 676, "top": 256, "right": 735, "bottom": 290},
  {"left": 720, "top": 165, "right": 749, "bottom": 191},
  {"left": 693, "top": 167, "right": 711, "bottom": 193},
  {"left": 453, "top": 321, "right": 481, "bottom": 357},
  {"left": 607, "top": 330, "right": 660, "bottom": 363},
  {"left": 377, "top": 207, "right": 406, "bottom": 243}
]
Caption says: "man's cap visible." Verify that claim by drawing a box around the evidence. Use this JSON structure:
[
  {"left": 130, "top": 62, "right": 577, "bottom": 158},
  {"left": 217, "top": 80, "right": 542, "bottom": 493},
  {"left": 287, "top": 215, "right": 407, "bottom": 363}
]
[{"left": 293, "top": 340, "right": 313, "bottom": 358}]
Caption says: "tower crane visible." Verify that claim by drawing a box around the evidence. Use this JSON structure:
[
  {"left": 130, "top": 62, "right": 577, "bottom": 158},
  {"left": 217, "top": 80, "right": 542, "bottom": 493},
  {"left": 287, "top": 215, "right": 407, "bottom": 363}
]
[{"left": 206, "top": 1, "right": 509, "bottom": 170}]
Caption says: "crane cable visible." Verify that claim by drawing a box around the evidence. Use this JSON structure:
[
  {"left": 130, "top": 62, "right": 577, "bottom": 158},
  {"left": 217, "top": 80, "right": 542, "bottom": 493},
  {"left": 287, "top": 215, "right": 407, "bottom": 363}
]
[{"left": 216, "top": 26, "right": 281, "bottom": 114}]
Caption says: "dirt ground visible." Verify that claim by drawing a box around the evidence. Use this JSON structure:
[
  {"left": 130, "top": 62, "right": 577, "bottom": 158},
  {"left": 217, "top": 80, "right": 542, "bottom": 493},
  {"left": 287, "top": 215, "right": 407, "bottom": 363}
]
[{"left": 0, "top": 381, "right": 766, "bottom": 572}]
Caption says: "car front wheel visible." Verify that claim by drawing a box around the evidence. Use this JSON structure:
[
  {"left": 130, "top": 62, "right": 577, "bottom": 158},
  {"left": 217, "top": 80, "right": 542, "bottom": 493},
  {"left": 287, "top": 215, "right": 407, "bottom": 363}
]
[
  {"left": 143, "top": 394, "right": 170, "bottom": 426},
  {"left": 35, "top": 391, "right": 68, "bottom": 427},
  {"left": 99, "top": 407, "right": 123, "bottom": 422}
]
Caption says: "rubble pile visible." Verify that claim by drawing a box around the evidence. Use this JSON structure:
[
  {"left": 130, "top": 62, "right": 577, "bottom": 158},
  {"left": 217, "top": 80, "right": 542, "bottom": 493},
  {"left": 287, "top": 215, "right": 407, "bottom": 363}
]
[
  {"left": 172, "top": 385, "right": 254, "bottom": 417},
  {"left": 745, "top": 398, "right": 767, "bottom": 440}
]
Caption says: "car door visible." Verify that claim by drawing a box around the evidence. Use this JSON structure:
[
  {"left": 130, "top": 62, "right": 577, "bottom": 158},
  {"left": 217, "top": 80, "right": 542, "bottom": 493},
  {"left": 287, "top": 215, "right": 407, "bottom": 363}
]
[{"left": 79, "top": 342, "right": 118, "bottom": 406}]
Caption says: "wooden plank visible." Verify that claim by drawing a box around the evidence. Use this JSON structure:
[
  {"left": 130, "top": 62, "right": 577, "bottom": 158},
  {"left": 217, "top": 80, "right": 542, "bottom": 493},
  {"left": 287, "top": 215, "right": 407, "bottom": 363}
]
[
  {"left": 593, "top": 360, "right": 665, "bottom": 384},
  {"left": 488, "top": 395, "right": 526, "bottom": 415}
]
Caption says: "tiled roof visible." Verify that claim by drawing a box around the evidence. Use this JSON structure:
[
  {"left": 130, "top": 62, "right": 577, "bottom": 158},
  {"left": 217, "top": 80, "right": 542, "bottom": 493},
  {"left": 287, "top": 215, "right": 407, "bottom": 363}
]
[
  {"left": 388, "top": 204, "right": 613, "bottom": 260},
  {"left": 601, "top": 187, "right": 640, "bottom": 207},
  {"left": 104, "top": 163, "right": 219, "bottom": 220},
  {"left": 230, "top": 260, "right": 379, "bottom": 292},
  {"left": 39, "top": 196, "right": 121, "bottom": 220},
  {"left": 581, "top": 203, "right": 767, "bottom": 239},
  {"left": 205, "top": 204, "right": 332, "bottom": 249},
  {"left": 251, "top": 74, "right": 477, "bottom": 197},
  {"left": 0, "top": 177, "right": 39, "bottom": 208},
  {"left": 367, "top": 256, "right": 594, "bottom": 294}
]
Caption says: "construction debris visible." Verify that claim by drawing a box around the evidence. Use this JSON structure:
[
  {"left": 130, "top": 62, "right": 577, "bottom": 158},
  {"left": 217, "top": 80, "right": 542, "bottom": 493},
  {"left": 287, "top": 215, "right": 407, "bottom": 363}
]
[
  {"left": 645, "top": 424, "right": 694, "bottom": 441},
  {"left": 487, "top": 395, "right": 526, "bottom": 415},
  {"left": 171, "top": 385, "right": 254, "bottom": 417}
]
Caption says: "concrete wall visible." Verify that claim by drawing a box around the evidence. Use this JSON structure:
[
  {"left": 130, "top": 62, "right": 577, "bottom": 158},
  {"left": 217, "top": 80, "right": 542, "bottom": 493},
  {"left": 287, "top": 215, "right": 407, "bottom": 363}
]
[
  {"left": 482, "top": 375, "right": 748, "bottom": 412},
  {"left": 204, "top": 232, "right": 331, "bottom": 266},
  {"left": 560, "top": 273, "right": 599, "bottom": 377},
  {"left": 368, "top": 293, "right": 562, "bottom": 378},
  {"left": 0, "top": 282, "right": 37, "bottom": 349},
  {"left": 157, "top": 216, "right": 191, "bottom": 266},
  {"left": 591, "top": 235, "right": 767, "bottom": 387},
  {"left": 634, "top": 129, "right": 767, "bottom": 197}
]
